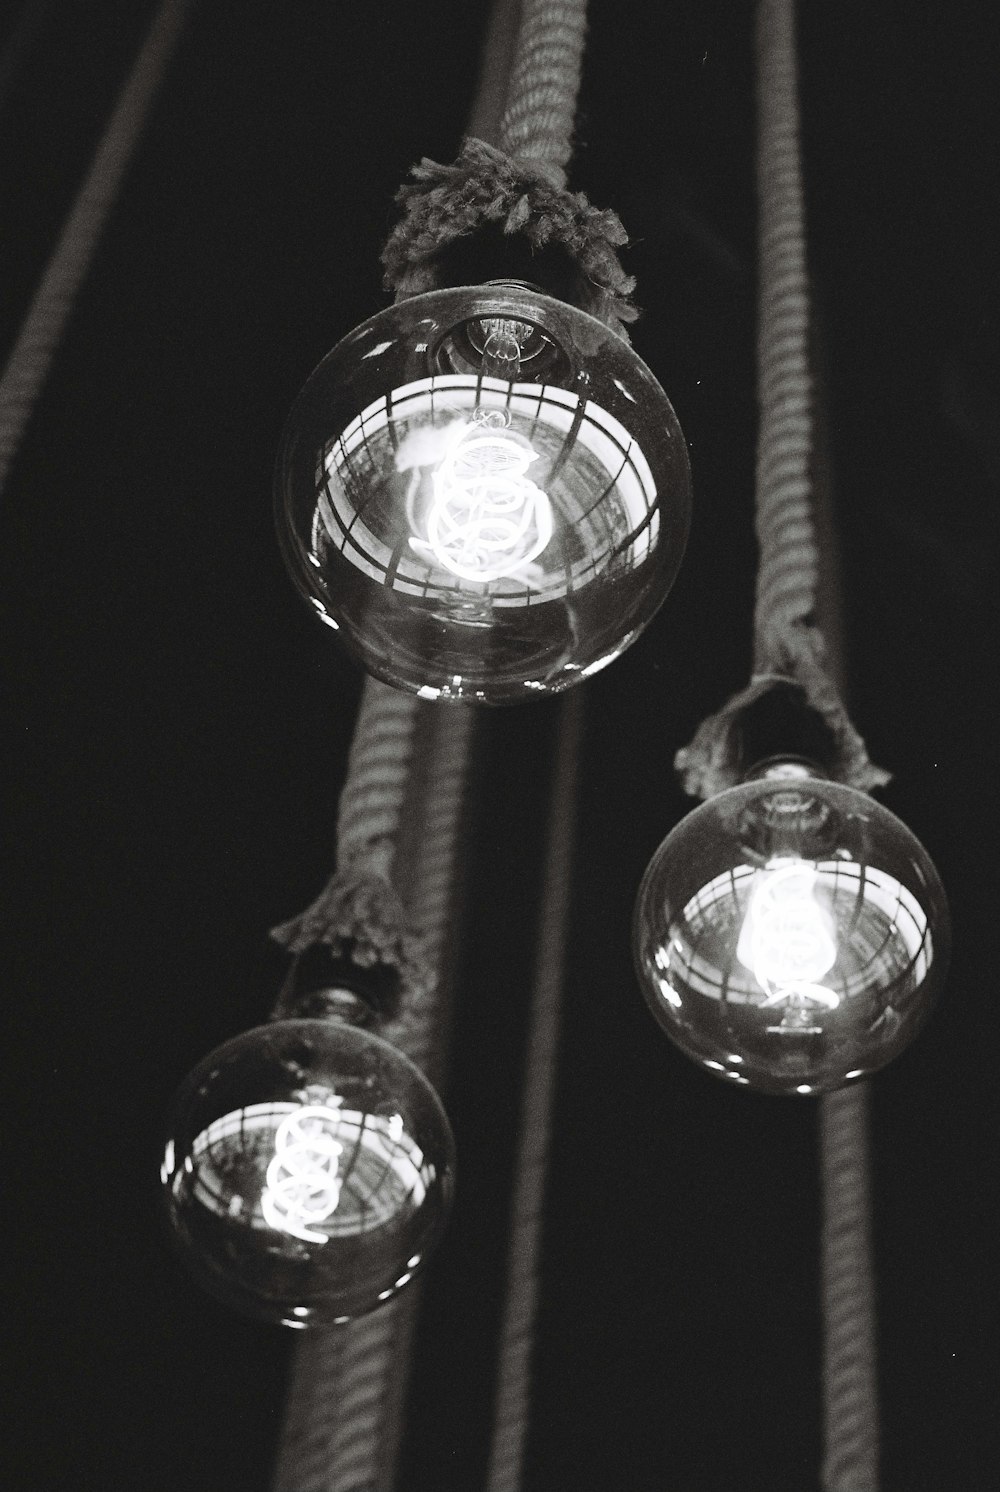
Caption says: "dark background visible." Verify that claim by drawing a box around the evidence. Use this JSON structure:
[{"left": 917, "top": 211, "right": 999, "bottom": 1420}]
[{"left": 2, "top": 2, "right": 998, "bottom": 1488}]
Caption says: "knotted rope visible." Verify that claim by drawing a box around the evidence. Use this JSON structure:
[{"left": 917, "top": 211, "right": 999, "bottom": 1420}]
[
  {"left": 270, "top": 679, "right": 431, "bottom": 1009},
  {"left": 381, "top": 0, "right": 636, "bottom": 340},
  {"left": 676, "top": 5, "right": 882, "bottom": 1488},
  {"left": 272, "top": 705, "right": 475, "bottom": 1492},
  {"left": 675, "top": 0, "right": 888, "bottom": 801}
]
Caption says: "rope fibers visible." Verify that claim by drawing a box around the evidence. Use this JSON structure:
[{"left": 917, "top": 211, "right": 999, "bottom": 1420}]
[
  {"left": 753, "top": 6, "right": 881, "bottom": 1482},
  {"left": 0, "top": 0, "right": 195, "bottom": 504},
  {"left": 272, "top": 705, "right": 475, "bottom": 1492},
  {"left": 275, "top": 3, "right": 596, "bottom": 1484},
  {"left": 674, "top": 3, "right": 887, "bottom": 801},
  {"left": 483, "top": 693, "right": 583, "bottom": 1492},
  {"left": 677, "top": 3, "right": 882, "bottom": 1486}
]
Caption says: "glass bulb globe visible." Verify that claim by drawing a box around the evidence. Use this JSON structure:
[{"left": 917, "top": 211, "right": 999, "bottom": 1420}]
[
  {"left": 160, "top": 1019, "right": 455, "bottom": 1326},
  {"left": 275, "top": 283, "right": 691, "bottom": 703},
  {"left": 633, "top": 767, "right": 950, "bottom": 1095}
]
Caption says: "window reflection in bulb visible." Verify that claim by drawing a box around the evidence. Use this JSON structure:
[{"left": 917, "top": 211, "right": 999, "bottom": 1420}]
[
  {"left": 275, "top": 283, "right": 692, "bottom": 702},
  {"left": 632, "top": 775, "right": 951, "bottom": 1094},
  {"left": 160, "top": 1019, "right": 455, "bottom": 1325}
]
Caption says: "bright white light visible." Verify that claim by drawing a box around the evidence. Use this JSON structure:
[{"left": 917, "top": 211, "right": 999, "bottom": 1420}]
[
  {"left": 737, "top": 859, "right": 839, "bottom": 1019},
  {"left": 161, "top": 1139, "right": 175, "bottom": 1185},
  {"left": 261, "top": 1103, "right": 345, "bottom": 1245},
  {"left": 408, "top": 413, "right": 552, "bottom": 581},
  {"left": 656, "top": 975, "right": 683, "bottom": 1009}
]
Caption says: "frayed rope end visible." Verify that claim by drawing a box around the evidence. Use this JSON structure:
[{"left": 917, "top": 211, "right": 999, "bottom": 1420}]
[
  {"left": 381, "top": 136, "right": 639, "bottom": 340},
  {"left": 675, "top": 652, "right": 891, "bottom": 802},
  {"left": 270, "top": 870, "right": 433, "bottom": 1003}
]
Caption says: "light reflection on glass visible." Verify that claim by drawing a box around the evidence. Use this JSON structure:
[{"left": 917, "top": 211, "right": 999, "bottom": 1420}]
[{"left": 634, "top": 778, "right": 949, "bottom": 1094}]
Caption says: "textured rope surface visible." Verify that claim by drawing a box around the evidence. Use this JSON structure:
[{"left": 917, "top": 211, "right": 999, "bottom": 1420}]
[
  {"left": 276, "top": 2, "right": 591, "bottom": 1484},
  {"left": 270, "top": 679, "right": 430, "bottom": 998},
  {"left": 272, "top": 708, "right": 474, "bottom": 1492},
  {"left": 484, "top": 693, "right": 583, "bottom": 1492},
  {"left": 674, "top": 0, "right": 887, "bottom": 799},
  {"left": 498, "top": 0, "right": 587, "bottom": 187},
  {"left": 0, "top": 0, "right": 194, "bottom": 504},
  {"left": 381, "top": 137, "right": 638, "bottom": 339},
  {"left": 820, "top": 1085, "right": 880, "bottom": 1491}
]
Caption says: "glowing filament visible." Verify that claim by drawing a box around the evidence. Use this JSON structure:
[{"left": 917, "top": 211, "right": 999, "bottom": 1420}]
[
  {"left": 261, "top": 1103, "right": 344, "bottom": 1244},
  {"left": 738, "top": 860, "right": 839, "bottom": 1018},
  {"left": 412, "top": 412, "right": 552, "bottom": 581}
]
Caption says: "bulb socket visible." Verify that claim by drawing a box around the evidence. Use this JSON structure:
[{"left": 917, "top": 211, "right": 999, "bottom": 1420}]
[
  {"left": 272, "top": 943, "right": 402, "bottom": 1028},
  {"left": 736, "top": 682, "right": 839, "bottom": 782}
]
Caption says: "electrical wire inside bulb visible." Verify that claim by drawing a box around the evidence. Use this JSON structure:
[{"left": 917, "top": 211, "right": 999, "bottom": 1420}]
[
  {"left": 408, "top": 410, "right": 552, "bottom": 581},
  {"left": 736, "top": 858, "right": 839, "bottom": 1030},
  {"left": 402, "top": 319, "right": 554, "bottom": 582},
  {"left": 260, "top": 1102, "right": 345, "bottom": 1244}
]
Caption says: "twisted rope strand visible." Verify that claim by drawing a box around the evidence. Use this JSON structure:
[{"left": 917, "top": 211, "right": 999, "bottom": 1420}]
[
  {"left": 498, "top": 0, "right": 587, "bottom": 186},
  {"left": 675, "top": 0, "right": 887, "bottom": 798},
  {"left": 821, "top": 1085, "right": 880, "bottom": 1491},
  {"left": 0, "top": 0, "right": 194, "bottom": 504},
  {"left": 484, "top": 692, "right": 583, "bottom": 1492},
  {"left": 276, "top": 2, "right": 590, "bottom": 1484},
  {"left": 752, "top": 0, "right": 818, "bottom": 662},
  {"left": 270, "top": 680, "right": 428, "bottom": 990},
  {"left": 272, "top": 709, "right": 475, "bottom": 1492}
]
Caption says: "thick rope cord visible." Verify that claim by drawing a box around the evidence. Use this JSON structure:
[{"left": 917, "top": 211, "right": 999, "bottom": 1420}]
[
  {"left": 484, "top": 692, "right": 583, "bottom": 1492},
  {"left": 0, "top": 0, "right": 194, "bottom": 505},
  {"left": 674, "top": 0, "right": 887, "bottom": 800},
  {"left": 272, "top": 708, "right": 475, "bottom": 1492},
  {"left": 498, "top": 0, "right": 587, "bottom": 188},
  {"left": 271, "top": 678, "right": 430, "bottom": 1000},
  {"left": 820, "top": 1086, "right": 880, "bottom": 1491},
  {"left": 275, "top": 3, "right": 593, "bottom": 1484},
  {"left": 381, "top": 0, "right": 637, "bottom": 339},
  {"left": 675, "top": 4, "right": 882, "bottom": 1487}
]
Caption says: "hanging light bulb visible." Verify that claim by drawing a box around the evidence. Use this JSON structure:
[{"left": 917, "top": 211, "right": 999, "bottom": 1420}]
[
  {"left": 275, "top": 282, "right": 691, "bottom": 703},
  {"left": 632, "top": 762, "right": 950, "bottom": 1095},
  {"left": 160, "top": 1017, "right": 455, "bottom": 1326}
]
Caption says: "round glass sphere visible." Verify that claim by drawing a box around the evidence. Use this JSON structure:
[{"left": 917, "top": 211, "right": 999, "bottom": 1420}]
[
  {"left": 161, "top": 1019, "right": 455, "bottom": 1326},
  {"left": 633, "top": 767, "right": 950, "bottom": 1095},
  {"left": 275, "top": 283, "right": 691, "bottom": 703}
]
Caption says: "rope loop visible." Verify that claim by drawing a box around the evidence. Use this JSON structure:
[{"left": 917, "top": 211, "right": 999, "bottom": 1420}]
[
  {"left": 675, "top": 0, "right": 888, "bottom": 801},
  {"left": 381, "top": 136, "right": 639, "bottom": 340}
]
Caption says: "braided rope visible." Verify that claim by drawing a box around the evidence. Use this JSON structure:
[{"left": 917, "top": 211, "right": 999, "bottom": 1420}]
[
  {"left": 673, "top": 6, "right": 883, "bottom": 1488},
  {"left": 275, "top": 2, "right": 591, "bottom": 1484},
  {"left": 0, "top": 0, "right": 194, "bottom": 504},
  {"left": 820, "top": 1086, "right": 880, "bottom": 1491},
  {"left": 270, "top": 701, "right": 477, "bottom": 1492},
  {"left": 270, "top": 679, "right": 430, "bottom": 996},
  {"left": 498, "top": 0, "right": 587, "bottom": 187},
  {"left": 484, "top": 693, "right": 583, "bottom": 1492},
  {"left": 381, "top": 138, "right": 638, "bottom": 338},
  {"left": 674, "top": 0, "right": 887, "bottom": 800}
]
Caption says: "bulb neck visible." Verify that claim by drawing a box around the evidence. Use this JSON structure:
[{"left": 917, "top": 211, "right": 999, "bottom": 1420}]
[
  {"left": 271, "top": 945, "right": 400, "bottom": 1029},
  {"left": 735, "top": 681, "right": 839, "bottom": 781},
  {"left": 743, "top": 754, "right": 829, "bottom": 785}
]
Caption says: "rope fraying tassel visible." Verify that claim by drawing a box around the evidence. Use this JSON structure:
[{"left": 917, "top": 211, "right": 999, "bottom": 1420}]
[
  {"left": 270, "top": 853, "right": 432, "bottom": 1004},
  {"left": 381, "top": 136, "right": 639, "bottom": 339},
  {"left": 674, "top": 655, "right": 892, "bottom": 802}
]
